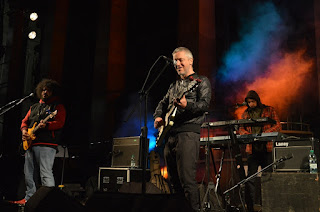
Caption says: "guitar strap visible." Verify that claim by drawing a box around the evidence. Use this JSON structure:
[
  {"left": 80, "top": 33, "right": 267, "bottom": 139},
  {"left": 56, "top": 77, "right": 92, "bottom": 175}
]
[
  {"left": 174, "top": 79, "right": 187, "bottom": 99},
  {"left": 174, "top": 80, "right": 181, "bottom": 99}
]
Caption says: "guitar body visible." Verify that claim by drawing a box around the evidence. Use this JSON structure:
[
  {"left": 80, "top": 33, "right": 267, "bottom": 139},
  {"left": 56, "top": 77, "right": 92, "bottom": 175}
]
[
  {"left": 21, "top": 110, "right": 57, "bottom": 151},
  {"left": 22, "top": 139, "right": 32, "bottom": 151},
  {"left": 155, "top": 78, "right": 201, "bottom": 147},
  {"left": 23, "top": 122, "right": 37, "bottom": 151},
  {"left": 156, "top": 107, "right": 177, "bottom": 147}
]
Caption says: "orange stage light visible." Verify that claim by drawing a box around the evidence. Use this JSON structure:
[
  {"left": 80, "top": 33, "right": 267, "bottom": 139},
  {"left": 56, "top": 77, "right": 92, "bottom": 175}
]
[
  {"left": 161, "top": 166, "right": 168, "bottom": 179},
  {"left": 235, "top": 49, "right": 314, "bottom": 118}
]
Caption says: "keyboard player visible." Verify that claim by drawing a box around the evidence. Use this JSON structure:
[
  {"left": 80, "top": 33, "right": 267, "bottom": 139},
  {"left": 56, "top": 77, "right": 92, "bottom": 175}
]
[{"left": 238, "top": 90, "right": 281, "bottom": 212}]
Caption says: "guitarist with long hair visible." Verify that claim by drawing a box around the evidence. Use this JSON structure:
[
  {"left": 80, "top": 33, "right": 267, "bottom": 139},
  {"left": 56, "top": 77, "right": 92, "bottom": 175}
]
[
  {"left": 10, "top": 79, "right": 66, "bottom": 205},
  {"left": 153, "top": 47, "right": 211, "bottom": 211}
]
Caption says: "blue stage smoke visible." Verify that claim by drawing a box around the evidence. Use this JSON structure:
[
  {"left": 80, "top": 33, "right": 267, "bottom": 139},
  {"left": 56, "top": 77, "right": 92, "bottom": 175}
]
[{"left": 218, "top": 1, "right": 286, "bottom": 83}]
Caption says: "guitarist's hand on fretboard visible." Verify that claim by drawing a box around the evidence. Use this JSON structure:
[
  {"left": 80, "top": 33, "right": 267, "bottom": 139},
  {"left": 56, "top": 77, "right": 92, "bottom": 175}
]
[
  {"left": 174, "top": 95, "right": 187, "bottom": 109},
  {"left": 154, "top": 117, "right": 165, "bottom": 129},
  {"left": 38, "top": 120, "right": 46, "bottom": 129}
]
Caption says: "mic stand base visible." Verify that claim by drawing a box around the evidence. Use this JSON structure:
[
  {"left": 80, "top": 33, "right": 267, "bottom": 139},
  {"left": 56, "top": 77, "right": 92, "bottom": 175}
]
[
  {"left": 140, "top": 126, "right": 148, "bottom": 194},
  {"left": 58, "top": 145, "right": 67, "bottom": 189},
  {"left": 201, "top": 182, "right": 214, "bottom": 211}
]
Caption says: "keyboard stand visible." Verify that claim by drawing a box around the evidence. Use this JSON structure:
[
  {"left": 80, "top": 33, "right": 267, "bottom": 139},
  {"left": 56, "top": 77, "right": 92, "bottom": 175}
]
[
  {"left": 200, "top": 123, "right": 247, "bottom": 212},
  {"left": 200, "top": 122, "right": 224, "bottom": 211},
  {"left": 225, "top": 126, "right": 247, "bottom": 211}
]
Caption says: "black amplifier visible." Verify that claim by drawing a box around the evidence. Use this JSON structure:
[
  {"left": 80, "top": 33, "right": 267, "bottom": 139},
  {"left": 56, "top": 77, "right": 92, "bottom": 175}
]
[
  {"left": 111, "top": 136, "right": 149, "bottom": 168},
  {"left": 273, "top": 137, "right": 318, "bottom": 172}
]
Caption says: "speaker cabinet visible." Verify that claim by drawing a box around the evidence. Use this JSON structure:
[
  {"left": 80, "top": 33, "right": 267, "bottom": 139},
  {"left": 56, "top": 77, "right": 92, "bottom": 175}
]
[
  {"left": 261, "top": 173, "right": 320, "bottom": 212},
  {"left": 25, "top": 187, "right": 85, "bottom": 212},
  {"left": 273, "top": 138, "right": 315, "bottom": 171},
  {"left": 85, "top": 192, "right": 193, "bottom": 212},
  {"left": 119, "top": 182, "right": 162, "bottom": 194},
  {"left": 112, "top": 136, "right": 148, "bottom": 168}
]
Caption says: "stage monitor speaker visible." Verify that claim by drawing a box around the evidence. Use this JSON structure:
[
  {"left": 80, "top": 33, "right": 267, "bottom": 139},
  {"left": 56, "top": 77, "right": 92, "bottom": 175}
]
[
  {"left": 112, "top": 136, "right": 149, "bottom": 168},
  {"left": 273, "top": 138, "right": 315, "bottom": 171},
  {"left": 119, "top": 182, "right": 162, "bottom": 194},
  {"left": 261, "top": 173, "right": 319, "bottom": 212},
  {"left": 25, "top": 187, "right": 85, "bottom": 212},
  {"left": 85, "top": 192, "right": 193, "bottom": 212}
]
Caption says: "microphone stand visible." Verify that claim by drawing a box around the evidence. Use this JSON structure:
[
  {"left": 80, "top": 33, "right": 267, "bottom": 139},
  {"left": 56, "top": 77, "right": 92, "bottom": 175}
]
[
  {"left": 223, "top": 155, "right": 293, "bottom": 197},
  {"left": 0, "top": 93, "right": 33, "bottom": 159},
  {"left": 126, "top": 56, "right": 171, "bottom": 194},
  {"left": 0, "top": 93, "right": 33, "bottom": 116}
]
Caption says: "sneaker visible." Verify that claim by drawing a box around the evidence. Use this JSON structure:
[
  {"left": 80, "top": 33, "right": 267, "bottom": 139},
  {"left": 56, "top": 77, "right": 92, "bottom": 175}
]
[{"left": 8, "top": 199, "right": 26, "bottom": 206}]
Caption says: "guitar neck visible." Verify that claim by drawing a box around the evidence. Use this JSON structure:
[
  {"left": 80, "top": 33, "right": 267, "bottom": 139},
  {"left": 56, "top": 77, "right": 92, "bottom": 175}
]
[
  {"left": 166, "top": 81, "right": 199, "bottom": 118},
  {"left": 33, "top": 122, "right": 43, "bottom": 133},
  {"left": 32, "top": 111, "right": 56, "bottom": 133},
  {"left": 176, "top": 89, "right": 188, "bottom": 100},
  {"left": 42, "top": 114, "right": 52, "bottom": 123}
]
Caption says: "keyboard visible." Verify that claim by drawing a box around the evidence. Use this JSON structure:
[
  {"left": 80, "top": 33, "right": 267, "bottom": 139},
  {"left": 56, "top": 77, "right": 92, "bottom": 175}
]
[
  {"left": 201, "top": 117, "right": 276, "bottom": 129},
  {"left": 200, "top": 132, "right": 287, "bottom": 145}
]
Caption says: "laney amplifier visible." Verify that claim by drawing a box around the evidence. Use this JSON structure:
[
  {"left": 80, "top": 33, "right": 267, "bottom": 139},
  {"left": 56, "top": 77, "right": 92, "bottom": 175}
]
[
  {"left": 97, "top": 167, "right": 150, "bottom": 192},
  {"left": 273, "top": 138, "right": 317, "bottom": 171}
]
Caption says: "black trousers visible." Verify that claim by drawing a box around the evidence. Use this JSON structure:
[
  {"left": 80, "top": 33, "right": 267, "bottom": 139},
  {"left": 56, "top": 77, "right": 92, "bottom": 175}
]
[
  {"left": 164, "top": 131, "right": 200, "bottom": 211},
  {"left": 245, "top": 151, "right": 272, "bottom": 212}
]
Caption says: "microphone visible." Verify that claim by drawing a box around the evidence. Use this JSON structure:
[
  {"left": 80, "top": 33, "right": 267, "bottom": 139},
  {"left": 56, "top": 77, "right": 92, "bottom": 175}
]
[
  {"left": 235, "top": 102, "right": 247, "bottom": 108},
  {"left": 280, "top": 153, "right": 293, "bottom": 161},
  {"left": 0, "top": 92, "right": 35, "bottom": 112},
  {"left": 18, "top": 93, "right": 34, "bottom": 103},
  {"left": 112, "top": 150, "right": 121, "bottom": 156},
  {"left": 284, "top": 153, "right": 293, "bottom": 160},
  {"left": 162, "top": 56, "right": 177, "bottom": 66},
  {"left": 24, "top": 93, "right": 34, "bottom": 100}
]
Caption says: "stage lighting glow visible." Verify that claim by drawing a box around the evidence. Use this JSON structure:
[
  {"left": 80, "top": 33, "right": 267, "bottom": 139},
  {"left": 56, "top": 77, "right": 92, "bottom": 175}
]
[
  {"left": 30, "top": 12, "right": 38, "bottom": 21},
  {"left": 28, "top": 31, "right": 37, "bottom": 39}
]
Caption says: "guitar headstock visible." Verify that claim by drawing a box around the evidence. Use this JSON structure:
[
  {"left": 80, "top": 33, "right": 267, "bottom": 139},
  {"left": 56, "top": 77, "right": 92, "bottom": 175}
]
[
  {"left": 49, "top": 110, "right": 58, "bottom": 118},
  {"left": 186, "top": 78, "right": 202, "bottom": 93}
]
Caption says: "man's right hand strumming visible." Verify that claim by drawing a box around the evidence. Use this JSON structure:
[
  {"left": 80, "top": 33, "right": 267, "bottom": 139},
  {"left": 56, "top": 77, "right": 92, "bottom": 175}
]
[
  {"left": 154, "top": 117, "right": 164, "bottom": 129},
  {"left": 22, "top": 129, "right": 30, "bottom": 140}
]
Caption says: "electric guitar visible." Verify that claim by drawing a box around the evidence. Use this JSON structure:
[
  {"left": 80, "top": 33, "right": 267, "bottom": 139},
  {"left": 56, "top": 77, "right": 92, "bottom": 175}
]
[
  {"left": 156, "top": 78, "right": 201, "bottom": 147},
  {"left": 22, "top": 110, "right": 57, "bottom": 151}
]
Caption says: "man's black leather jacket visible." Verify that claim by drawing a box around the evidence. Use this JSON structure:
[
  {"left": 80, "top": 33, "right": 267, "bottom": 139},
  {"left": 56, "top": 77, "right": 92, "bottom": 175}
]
[{"left": 153, "top": 73, "right": 211, "bottom": 133}]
